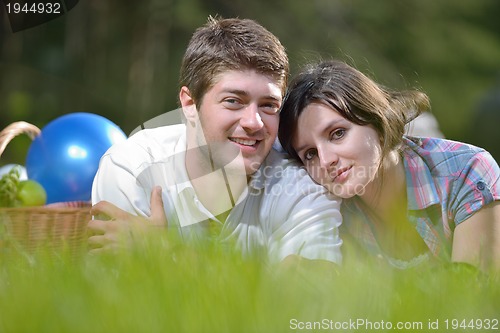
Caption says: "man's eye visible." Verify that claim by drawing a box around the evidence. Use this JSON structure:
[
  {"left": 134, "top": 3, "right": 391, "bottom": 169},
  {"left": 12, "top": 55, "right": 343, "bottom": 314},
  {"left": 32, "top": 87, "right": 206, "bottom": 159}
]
[
  {"left": 260, "top": 103, "right": 280, "bottom": 114},
  {"left": 223, "top": 98, "right": 242, "bottom": 109}
]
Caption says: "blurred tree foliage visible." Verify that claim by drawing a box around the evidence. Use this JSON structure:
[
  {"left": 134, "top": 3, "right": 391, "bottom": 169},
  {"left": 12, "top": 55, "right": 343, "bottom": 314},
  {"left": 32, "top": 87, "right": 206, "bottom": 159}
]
[{"left": 1, "top": 0, "right": 500, "bottom": 163}]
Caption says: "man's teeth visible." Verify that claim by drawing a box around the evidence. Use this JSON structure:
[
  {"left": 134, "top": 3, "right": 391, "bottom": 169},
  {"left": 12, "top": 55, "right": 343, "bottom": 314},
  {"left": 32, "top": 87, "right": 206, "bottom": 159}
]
[{"left": 230, "top": 138, "right": 257, "bottom": 146}]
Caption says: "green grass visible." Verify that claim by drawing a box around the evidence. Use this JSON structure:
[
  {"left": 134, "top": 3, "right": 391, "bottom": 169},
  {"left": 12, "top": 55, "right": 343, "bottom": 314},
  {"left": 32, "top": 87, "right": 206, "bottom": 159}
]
[{"left": 0, "top": 232, "right": 499, "bottom": 333}]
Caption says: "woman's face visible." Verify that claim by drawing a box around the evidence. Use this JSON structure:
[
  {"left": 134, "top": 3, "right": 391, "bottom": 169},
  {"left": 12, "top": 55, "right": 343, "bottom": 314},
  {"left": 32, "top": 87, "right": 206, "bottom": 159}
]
[{"left": 292, "top": 102, "right": 382, "bottom": 199}]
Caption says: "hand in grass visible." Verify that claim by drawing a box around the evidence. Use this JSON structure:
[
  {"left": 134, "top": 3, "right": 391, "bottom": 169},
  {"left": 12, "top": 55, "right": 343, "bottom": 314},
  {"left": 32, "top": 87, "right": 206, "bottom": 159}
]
[{"left": 87, "top": 186, "right": 167, "bottom": 254}]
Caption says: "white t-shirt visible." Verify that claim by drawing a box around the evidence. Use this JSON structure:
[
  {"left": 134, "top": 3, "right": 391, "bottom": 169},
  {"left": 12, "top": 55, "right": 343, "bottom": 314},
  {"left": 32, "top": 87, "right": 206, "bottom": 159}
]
[{"left": 92, "top": 124, "right": 342, "bottom": 264}]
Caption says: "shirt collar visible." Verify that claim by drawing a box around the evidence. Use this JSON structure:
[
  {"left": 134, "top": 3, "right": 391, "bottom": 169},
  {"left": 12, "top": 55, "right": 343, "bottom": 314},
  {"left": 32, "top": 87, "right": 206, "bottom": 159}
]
[
  {"left": 170, "top": 131, "right": 218, "bottom": 224},
  {"left": 402, "top": 137, "right": 441, "bottom": 210},
  {"left": 172, "top": 132, "right": 261, "bottom": 193},
  {"left": 171, "top": 131, "right": 260, "bottom": 222},
  {"left": 172, "top": 130, "right": 193, "bottom": 194}
]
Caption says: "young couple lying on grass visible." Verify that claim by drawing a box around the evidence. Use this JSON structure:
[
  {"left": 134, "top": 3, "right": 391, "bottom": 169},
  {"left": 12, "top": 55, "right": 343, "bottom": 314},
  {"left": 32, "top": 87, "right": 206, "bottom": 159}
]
[{"left": 88, "top": 17, "right": 500, "bottom": 273}]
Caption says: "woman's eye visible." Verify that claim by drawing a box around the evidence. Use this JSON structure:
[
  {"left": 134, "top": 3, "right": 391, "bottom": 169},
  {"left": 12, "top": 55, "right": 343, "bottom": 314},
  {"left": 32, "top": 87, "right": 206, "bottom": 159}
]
[
  {"left": 331, "top": 128, "right": 346, "bottom": 140},
  {"left": 304, "top": 149, "right": 317, "bottom": 161}
]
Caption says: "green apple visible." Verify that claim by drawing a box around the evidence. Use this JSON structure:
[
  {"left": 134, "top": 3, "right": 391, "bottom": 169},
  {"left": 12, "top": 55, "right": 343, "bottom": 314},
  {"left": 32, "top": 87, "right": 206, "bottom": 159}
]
[{"left": 17, "top": 180, "right": 47, "bottom": 207}]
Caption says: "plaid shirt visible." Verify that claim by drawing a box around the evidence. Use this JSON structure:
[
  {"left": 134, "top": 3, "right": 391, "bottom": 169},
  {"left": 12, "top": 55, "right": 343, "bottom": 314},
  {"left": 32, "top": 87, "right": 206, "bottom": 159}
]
[{"left": 342, "top": 136, "right": 500, "bottom": 263}]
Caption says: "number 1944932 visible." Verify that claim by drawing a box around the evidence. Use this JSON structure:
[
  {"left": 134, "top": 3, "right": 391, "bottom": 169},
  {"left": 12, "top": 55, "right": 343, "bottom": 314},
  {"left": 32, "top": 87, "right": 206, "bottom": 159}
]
[
  {"left": 444, "top": 318, "right": 499, "bottom": 330},
  {"left": 5, "top": 2, "right": 61, "bottom": 14}
]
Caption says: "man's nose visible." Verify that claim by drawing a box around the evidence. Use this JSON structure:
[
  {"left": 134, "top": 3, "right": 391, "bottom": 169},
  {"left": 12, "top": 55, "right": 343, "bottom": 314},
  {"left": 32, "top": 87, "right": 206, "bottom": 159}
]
[{"left": 240, "top": 104, "right": 264, "bottom": 132}]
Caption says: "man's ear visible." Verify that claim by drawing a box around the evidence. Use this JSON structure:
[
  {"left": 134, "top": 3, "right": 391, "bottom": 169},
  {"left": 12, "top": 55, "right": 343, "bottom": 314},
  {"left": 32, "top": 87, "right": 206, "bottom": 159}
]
[{"left": 179, "top": 86, "right": 198, "bottom": 126}]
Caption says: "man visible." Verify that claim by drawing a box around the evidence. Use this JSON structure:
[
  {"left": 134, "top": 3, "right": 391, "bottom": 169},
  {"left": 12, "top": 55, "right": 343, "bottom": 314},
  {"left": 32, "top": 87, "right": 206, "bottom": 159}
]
[{"left": 88, "top": 17, "right": 342, "bottom": 264}]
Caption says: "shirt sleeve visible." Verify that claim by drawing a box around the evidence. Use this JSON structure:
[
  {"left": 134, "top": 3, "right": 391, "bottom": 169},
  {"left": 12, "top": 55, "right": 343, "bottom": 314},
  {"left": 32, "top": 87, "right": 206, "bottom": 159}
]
[
  {"left": 452, "top": 150, "right": 500, "bottom": 224},
  {"left": 92, "top": 126, "right": 185, "bottom": 221},
  {"left": 91, "top": 147, "right": 152, "bottom": 217},
  {"left": 263, "top": 165, "right": 343, "bottom": 264}
]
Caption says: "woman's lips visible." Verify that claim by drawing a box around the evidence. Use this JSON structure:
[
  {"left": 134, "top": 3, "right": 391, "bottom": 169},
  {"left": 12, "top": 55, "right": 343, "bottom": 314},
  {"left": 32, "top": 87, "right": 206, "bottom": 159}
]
[{"left": 332, "top": 166, "right": 352, "bottom": 183}]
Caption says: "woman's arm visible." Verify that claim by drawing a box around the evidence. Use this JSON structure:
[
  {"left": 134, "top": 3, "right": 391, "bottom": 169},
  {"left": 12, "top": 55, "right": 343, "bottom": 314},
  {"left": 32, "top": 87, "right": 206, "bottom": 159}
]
[{"left": 452, "top": 201, "right": 500, "bottom": 271}]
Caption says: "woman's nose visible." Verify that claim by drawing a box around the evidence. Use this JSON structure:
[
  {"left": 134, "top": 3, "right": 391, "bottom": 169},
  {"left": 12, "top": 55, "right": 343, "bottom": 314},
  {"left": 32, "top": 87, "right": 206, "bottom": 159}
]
[{"left": 318, "top": 146, "right": 338, "bottom": 171}]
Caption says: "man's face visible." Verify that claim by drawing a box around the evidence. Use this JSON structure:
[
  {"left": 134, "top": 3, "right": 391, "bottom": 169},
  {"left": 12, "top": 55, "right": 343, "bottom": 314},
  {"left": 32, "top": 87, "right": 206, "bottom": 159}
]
[{"left": 189, "top": 70, "right": 282, "bottom": 175}]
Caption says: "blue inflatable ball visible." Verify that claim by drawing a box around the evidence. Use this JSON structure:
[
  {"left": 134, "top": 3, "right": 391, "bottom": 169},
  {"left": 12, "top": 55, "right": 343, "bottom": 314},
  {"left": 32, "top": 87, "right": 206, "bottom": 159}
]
[{"left": 26, "top": 113, "right": 127, "bottom": 204}]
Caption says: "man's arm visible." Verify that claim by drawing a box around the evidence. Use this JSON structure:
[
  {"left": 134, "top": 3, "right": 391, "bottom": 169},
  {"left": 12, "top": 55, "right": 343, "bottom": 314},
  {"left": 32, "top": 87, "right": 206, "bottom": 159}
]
[
  {"left": 89, "top": 144, "right": 170, "bottom": 253},
  {"left": 88, "top": 186, "right": 167, "bottom": 254},
  {"left": 92, "top": 153, "right": 153, "bottom": 216}
]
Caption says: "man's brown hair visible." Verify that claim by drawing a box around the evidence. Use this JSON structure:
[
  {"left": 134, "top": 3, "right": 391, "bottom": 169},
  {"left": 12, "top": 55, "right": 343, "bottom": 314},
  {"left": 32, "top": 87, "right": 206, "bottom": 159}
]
[{"left": 179, "top": 16, "right": 289, "bottom": 107}]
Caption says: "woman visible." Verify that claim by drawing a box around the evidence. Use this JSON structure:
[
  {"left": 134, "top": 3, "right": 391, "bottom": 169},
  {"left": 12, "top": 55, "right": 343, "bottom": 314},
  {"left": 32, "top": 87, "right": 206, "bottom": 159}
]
[{"left": 278, "top": 60, "right": 500, "bottom": 271}]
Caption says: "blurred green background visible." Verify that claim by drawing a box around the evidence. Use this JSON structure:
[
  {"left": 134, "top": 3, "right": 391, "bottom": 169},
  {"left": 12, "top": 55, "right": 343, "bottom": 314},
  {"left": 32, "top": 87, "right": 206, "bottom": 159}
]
[{"left": 1, "top": 0, "right": 500, "bottom": 164}]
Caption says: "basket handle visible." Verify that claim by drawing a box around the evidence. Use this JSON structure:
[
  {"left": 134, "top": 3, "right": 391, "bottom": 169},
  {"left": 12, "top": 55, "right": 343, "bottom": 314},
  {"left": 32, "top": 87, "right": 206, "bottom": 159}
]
[{"left": 0, "top": 121, "right": 41, "bottom": 158}]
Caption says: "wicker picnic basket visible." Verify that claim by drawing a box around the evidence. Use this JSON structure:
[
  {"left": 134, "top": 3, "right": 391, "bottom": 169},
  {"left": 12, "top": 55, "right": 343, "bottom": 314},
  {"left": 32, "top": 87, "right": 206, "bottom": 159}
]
[{"left": 0, "top": 121, "right": 90, "bottom": 258}]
